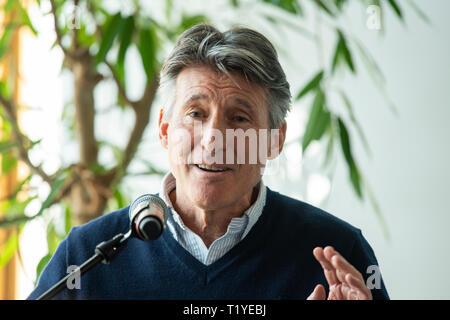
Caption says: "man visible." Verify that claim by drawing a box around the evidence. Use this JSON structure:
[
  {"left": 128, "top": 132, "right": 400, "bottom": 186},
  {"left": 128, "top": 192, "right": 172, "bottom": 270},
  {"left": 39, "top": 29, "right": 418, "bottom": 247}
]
[{"left": 28, "top": 24, "right": 388, "bottom": 300}]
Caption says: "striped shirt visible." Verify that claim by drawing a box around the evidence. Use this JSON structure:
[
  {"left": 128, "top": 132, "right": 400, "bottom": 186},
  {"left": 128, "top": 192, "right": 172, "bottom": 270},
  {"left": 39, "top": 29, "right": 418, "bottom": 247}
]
[{"left": 159, "top": 172, "right": 267, "bottom": 265}]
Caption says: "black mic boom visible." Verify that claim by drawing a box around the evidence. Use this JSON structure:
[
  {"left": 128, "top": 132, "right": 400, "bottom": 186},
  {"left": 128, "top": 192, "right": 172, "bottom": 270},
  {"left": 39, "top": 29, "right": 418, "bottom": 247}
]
[{"left": 129, "top": 194, "right": 169, "bottom": 241}]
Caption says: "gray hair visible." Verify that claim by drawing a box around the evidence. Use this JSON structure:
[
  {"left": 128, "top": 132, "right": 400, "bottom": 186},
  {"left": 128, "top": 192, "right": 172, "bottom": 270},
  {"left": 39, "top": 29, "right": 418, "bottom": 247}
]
[{"left": 159, "top": 24, "right": 291, "bottom": 129}]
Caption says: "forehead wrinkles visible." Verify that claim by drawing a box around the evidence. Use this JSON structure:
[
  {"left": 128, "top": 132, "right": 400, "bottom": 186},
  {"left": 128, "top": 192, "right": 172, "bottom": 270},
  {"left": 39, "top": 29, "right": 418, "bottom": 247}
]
[{"left": 177, "top": 69, "right": 266, "bottom": 107}]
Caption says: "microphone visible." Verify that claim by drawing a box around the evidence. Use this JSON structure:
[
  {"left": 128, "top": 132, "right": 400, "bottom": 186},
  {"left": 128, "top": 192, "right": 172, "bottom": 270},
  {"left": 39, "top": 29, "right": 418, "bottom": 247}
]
[{"left": 129, "top": 194, "right": 169, "bottom": 241}]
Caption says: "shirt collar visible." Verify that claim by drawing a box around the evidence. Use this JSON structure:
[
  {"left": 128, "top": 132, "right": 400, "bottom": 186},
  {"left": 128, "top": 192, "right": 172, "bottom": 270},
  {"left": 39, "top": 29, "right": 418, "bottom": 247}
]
[{"left": 159, "top": 172, "right": 266, "bottom": 232}]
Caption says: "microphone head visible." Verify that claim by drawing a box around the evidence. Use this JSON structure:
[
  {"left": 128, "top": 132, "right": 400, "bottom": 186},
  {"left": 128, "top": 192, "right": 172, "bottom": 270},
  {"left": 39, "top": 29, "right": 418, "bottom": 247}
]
[{"left": 129, "top": 194, "right": 169, "bottom": 241}]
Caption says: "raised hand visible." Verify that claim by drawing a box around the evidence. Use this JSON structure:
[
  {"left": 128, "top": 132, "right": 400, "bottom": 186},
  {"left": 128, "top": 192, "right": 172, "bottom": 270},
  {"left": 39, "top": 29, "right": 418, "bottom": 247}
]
[{"left": 307, "top": 246, "right": 372, "bottom": 300}]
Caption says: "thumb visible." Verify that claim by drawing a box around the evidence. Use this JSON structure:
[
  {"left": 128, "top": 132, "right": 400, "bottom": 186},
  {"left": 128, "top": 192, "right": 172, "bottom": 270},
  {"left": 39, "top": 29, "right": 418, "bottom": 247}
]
[{"left": 307, "top": 284, "right": 326, "bottom": 300}]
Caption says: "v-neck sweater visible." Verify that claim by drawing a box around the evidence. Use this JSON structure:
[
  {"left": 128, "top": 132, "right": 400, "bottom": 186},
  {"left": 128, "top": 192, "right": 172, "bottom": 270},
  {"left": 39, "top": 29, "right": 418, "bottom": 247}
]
[
  {"left": 28, "top": 188, "right": 389, "bottom": 300},
  {"left": 160, "top": 171, "right": 267, "bottom": 266}
]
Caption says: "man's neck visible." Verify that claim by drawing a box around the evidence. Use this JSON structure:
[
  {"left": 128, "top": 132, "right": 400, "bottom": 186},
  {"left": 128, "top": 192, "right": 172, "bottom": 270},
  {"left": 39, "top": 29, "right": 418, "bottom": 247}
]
[{"left": 169, "top": 184, "right": 260, "bottom": 248}]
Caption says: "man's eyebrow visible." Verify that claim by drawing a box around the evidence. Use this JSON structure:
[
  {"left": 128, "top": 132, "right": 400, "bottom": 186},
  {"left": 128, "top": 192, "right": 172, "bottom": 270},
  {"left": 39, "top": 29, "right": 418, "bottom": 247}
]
[
  {"left": 183, "top": 93, "right": 209, "bottom": 105},
  {"left": 183, "top": 94, "right": 254, "bottom": 110},
  {"left": 231, "top": 97, "right": 254, "bottom": 110}
]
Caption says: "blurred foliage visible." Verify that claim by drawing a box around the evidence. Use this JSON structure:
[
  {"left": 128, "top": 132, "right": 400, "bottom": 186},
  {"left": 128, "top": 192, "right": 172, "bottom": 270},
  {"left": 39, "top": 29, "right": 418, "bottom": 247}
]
[{"left": 0, "top": 0, "right": 427, "bottom": 284}]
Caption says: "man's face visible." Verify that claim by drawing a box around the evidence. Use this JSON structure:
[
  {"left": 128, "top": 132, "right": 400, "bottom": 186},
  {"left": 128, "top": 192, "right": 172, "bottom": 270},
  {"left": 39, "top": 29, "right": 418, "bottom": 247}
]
[{"left": 159, "top": 65, "right": 286, "bottom": 211}]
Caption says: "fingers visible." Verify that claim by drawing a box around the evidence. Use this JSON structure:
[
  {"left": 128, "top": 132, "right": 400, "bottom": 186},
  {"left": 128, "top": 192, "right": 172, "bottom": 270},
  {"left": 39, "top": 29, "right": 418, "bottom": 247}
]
[
  {"left": 332, "top": 282, "right": 355, "bottom": 300},
  {"left": 330, "top": 250, "right": 371, "bottom": 299},
  {"left": 328, "top": 249, "right": 363, "bottom": 283},
  {"left": 313, "top": 247, "right": 339, "bottom": 286},
  {"left": 320, "top": 246, "right": 364, "bottom": 284},
  {"left": 307, "top": 284, "right": 326, "bottom": 300},
  {"left": 345, "top": 273, "right": 372, "bottom": 300},
  {"left": 313, "top": 246, "right": 373, "bottom": 300}
]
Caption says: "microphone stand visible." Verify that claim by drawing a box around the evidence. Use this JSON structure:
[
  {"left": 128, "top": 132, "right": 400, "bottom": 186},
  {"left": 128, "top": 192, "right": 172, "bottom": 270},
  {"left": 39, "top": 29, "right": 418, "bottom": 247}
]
[{"left": 37, "top": 231, "right": 131, "bottom": 300}]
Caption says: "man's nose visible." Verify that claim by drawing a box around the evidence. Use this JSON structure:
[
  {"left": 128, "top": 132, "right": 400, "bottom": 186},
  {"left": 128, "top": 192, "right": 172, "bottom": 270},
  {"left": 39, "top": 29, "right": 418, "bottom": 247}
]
[{"left": 200, "top": 116, "right": 226, "bottom": 152}]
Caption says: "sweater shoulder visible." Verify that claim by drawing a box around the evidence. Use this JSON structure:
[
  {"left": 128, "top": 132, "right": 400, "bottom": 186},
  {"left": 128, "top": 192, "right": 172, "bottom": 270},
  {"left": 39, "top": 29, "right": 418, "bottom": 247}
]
[
  {"left": 72, "top": 206, "right": 129, "bottom": 237},
  {"left": 268, "top": 188, "right": 359, "bottom": 229},
  {"left": 66, "top": 207, "right": 130, "bottom": 261},
  {"left": 266, "top": 188, "right": 360, "bottom": 242}
]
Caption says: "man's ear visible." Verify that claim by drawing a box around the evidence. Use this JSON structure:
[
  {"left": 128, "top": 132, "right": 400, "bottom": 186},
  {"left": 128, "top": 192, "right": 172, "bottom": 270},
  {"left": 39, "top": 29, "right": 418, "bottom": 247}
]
[
  {"left": 158, "top": 108, "right": 169, "bottom": 149},
  {"left": 268, "top": 122, "right": 287, "bottom": 160},
  {"left": 277, "top": 121, "right": 287, "bottom": 154}
]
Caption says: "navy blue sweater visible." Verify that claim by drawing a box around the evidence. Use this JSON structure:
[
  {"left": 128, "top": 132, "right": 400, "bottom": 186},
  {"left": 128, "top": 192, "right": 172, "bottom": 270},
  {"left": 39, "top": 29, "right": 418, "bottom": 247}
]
[{"left": 28, "top": 188, "right": 389, "bottom": 300}]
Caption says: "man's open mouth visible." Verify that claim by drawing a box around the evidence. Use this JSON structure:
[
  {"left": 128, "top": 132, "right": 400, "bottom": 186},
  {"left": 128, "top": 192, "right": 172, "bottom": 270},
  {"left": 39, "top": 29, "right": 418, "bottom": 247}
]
[{"left": 195, "top": 164, "right": 231, "bottom": 172}]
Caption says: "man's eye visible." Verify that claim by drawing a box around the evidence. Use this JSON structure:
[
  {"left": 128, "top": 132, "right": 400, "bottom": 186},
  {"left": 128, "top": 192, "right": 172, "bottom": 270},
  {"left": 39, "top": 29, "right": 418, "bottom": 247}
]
[
  {"left": 189, "top": 111, "right": 202, "bottom": 118},
  {"left": 234, "top": 116, "right": 249, "bottom": 123}
]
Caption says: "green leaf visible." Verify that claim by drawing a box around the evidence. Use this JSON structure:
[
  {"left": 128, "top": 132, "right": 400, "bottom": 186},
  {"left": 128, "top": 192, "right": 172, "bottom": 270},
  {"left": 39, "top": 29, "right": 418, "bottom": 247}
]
[
  {"left": 333, "top": 0, "right": 346, "bottom": 11},
  {"left": 0, "top": 80, "right": 12, "bottom": 100},
  {"left": 87, "top": 162, "right": 109, "bottom": 175},
  {"left": 17, "top": 5, "right": 38, "bottom": 35},
  {"left": 164, "top": 0, "right": 174, "bottom": 22},
  {"left": 0, "top": 114, "right": 13, "bottom": 138},
  {"left": 46, "top": 223, "right": 56, "bottom": 253},
  {"left": 0, "top": 228, "right": 18, "bottom": 267},
  {"left": 35, "top": 175, "right": 66, "bottom": 217},
  {"left": 387, "top": 0, "right": 403, "bottom": 20},
  {"left": 46, "top": 223, "right": 62, "bottom": 254},
  {"left": 113, "top": 188, "right": 127, "bottom": 209},
  {"left": 138, "top": 27, "right": 158, "bottom": 81},
  {"left": 117, "top": 16, "right": 135, "bottom": 67},
  {"left": 4, "top": 0, "right": 16, "bottom": 12},
  {"left": 331, "top": 30, "right": 356, "bottom": 74},
  {"left": 5, "top": 174, "right": 33, "bottom": 202},
  {"left": 1, "top": 196, "right": 38, "bottom": 220},
  {"left": 2, "top": 1, "right": 37, "bottom": 35},
  {"left": 324, "top": 136, "right": 334, "bottom": 166},
  {"left": 302, "top": 89, "right": 331, "bottom": 152},
  {"left": 1, "top": 152, "right": 18, "bottom": 174},
  {"left": 116, "top": 16, "right": 135, "bottom": 91},
  {"left": 35, "top": 253, "right": 52, "bottom": 282},
  {"left": 314, "top": 0, "right": 335, "bottom": 17},
  {"left": 406, "top": 0, "right": 430, "bottom": 24},
  {"left": 295, "top": 70, "right": 324, "bottom": 101},
  {"left": 349, "top": 163, "right": 362, "bottom": 199},
  {"left": 337, "top": 117, "right": 354, "bottom": 166},
  {"left": 230, "top": 0, "right": 239, "bottom": 7},
  {"left": 352, "top": 38, "right": 385, "bottom": 84},
  {"left": 0, "top": 140, "right": 19, "bottom": 153},
  {"left": 262, "top": 0, "right": 303, "bottom": 15},
  {"left": 1, "top": 175, "right": 66, "bottom": 228},
  {"left": 331, "top": 33, "right": 342, "bottom": 74},
  {"left": 339, "top": 90, "right": 371, "bottom": 157},
  {"left": 95, "top": 13, "right": 124, "bottom": 65},
  {"left": 0, "top": 25, "right": 15, "bottom": 60},
  {"left": 322, "top": 121, "right": 336, "bottom": 168},
  {"left": 337, "top": 118, "right": 363, "bottom": 199},
  {"left": 338, "top": 30, "right": 355, "bottom": 73},
  {"left": 0, "top": 175, "right": 64, "bottom": 227},
  {"left": 77, "top": 24, "right": 96, "bottom": 47},
  {"left": 64, "top": 203, "right": 72, "bottom": 235},
  {"left": 352, "top": 37, "right": 398, "bottom": 115}
]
